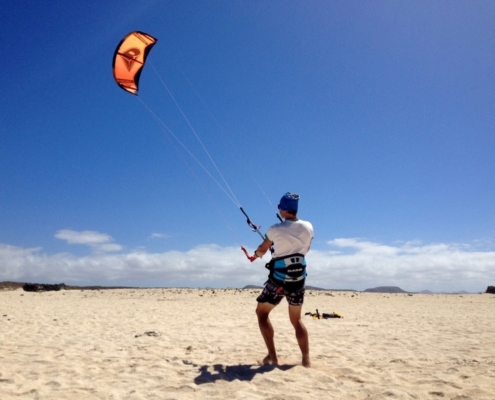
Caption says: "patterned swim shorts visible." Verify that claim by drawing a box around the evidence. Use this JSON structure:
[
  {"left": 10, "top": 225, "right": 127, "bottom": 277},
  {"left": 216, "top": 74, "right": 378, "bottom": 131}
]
[{"left": 256, "top": 279, "right": 305, "bottom": 306}]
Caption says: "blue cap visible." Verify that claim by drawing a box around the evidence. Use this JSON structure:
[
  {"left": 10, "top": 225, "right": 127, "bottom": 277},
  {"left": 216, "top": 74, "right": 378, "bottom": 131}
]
[{"left": 278, "top": 192, "right": 299, "bottom": 212}]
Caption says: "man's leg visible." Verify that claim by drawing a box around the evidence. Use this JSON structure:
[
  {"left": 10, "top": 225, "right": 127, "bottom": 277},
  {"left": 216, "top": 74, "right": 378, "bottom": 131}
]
[
  {"left": 256, "top": 301, "right": 278, "bottom": 365},
  {"left": 288, "top": 305, "right": 311, "bottom": 367}
]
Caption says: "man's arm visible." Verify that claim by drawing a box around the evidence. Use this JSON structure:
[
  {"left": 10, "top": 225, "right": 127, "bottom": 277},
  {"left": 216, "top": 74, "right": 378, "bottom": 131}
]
[{"left": 254, "top": 238, "right": 273, "bottom": 259}]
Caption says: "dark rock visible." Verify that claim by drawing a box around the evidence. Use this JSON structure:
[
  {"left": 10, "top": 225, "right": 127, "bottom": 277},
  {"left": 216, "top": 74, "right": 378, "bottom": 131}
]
[
  {"left": 22, "top": 283, "right": 66, "bottom": 292},
  {"left": 486, "top": 286, "right": 495, "bottom": 294}
]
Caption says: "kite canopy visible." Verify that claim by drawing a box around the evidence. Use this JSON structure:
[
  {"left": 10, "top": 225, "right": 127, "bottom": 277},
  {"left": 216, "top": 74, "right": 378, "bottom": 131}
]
[{"left": 112, "top": 31, "right": 157, "bottom": 95}]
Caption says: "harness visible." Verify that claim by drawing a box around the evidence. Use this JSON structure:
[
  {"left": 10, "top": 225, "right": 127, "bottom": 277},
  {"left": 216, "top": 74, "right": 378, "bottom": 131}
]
[{"left": 265, "top": 253, "right": 307, "bottom": 288}]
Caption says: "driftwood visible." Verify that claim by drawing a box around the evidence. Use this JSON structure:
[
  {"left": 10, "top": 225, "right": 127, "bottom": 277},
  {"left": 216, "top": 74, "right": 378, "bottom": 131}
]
[
  {"left": 486, "top": 286, "right": 495, "bottom": 294},
  {"left": 305, "top": 309, "right": 344, "bottom": 319},
  {"left": 23, "top": 283, "right": 65, "bottom": 292}
]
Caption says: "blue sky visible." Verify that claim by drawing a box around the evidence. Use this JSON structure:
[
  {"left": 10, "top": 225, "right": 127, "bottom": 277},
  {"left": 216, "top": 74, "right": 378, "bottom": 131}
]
[{"left": 1, "top": 1, "right": 494, "bottom": 292}]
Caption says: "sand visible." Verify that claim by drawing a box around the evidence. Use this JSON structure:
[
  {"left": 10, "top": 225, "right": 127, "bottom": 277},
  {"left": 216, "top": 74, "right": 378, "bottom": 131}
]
[{"left": 1, "top": 287, "right": 495, "bottom": 399}]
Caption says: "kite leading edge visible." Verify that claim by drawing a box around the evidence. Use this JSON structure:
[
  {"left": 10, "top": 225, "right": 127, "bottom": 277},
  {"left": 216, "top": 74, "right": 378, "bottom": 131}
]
[{"left": 112, "top": 31, "right": 157, "bottom": 95}]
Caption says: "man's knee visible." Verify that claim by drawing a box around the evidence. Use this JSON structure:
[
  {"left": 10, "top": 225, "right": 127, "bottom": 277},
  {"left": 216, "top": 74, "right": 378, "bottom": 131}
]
[
  {"left": 290, "top": 315, "right": 303, "bottom": 329},
  {"left": 256, "top": 303, "right": 274, "bottom": 320}
]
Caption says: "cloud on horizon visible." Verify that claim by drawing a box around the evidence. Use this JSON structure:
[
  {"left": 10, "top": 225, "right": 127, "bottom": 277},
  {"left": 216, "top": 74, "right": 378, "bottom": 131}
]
[{"left": 0, "top": 231, "right": 494, "bottom": 292}]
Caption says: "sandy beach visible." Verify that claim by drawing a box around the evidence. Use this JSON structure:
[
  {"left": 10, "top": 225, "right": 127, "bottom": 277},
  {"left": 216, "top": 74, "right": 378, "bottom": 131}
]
[{"left": 1, "top": 287, "right": 495, "bottom": 399}]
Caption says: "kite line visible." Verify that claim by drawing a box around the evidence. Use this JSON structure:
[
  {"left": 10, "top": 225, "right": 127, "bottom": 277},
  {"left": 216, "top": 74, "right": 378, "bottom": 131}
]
[{"left": 112, "top": 30, "right": 278, "bottom": 259}]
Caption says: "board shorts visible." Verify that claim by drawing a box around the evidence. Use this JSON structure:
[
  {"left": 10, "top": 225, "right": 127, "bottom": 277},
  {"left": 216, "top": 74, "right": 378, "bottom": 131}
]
[{"left": 256, "top": 279, "right": 305, "bottom": 306}]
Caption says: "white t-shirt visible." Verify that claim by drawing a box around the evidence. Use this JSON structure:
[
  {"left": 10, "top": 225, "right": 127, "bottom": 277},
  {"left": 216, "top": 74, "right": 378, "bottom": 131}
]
[{"left": 266, "top": 219, "right": 314, "bottom": 258}]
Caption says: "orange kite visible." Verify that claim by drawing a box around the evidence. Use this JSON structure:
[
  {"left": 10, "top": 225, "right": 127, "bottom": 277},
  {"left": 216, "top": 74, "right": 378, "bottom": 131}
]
[{"left": 112, "top": 31, "right": 157, "bottom": 95}]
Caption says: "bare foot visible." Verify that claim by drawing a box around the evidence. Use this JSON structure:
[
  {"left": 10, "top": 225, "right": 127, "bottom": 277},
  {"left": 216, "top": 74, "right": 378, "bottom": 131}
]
[
  {"left": 302, "top": 356, "right": 311, "bottom": 368},
  {"left": 261, "top": 354, "right": 279, "bottom": 365}
]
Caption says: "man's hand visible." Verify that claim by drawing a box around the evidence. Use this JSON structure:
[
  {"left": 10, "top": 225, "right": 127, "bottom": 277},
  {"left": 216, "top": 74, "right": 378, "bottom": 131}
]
[{"left": 241, "top": 246, "right": 258, "bottom": 262}]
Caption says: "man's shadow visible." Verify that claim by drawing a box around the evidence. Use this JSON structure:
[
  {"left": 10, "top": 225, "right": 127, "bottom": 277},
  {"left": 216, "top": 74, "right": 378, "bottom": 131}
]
[{"left": 194, "top": 363, "right": 296, "bottom": 384}]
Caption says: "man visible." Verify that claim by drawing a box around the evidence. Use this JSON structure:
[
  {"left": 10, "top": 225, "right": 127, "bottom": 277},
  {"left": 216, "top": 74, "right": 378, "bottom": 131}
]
[{"left": 250, "top": 192, "right": 314, "bottom": 368}]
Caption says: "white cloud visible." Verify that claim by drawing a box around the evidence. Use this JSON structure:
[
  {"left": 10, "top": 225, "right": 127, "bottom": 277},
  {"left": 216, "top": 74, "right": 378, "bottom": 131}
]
[
  {"left": 0, "top": 242, "right": 260, "bottom": 287},
  {"left": 307, "top": 238, "right": 495, "bottom": 292},
  {"left": 330, "top": 238, "right": 399, "bottom": 256},
  {"left": 1, "top": 236, "right": 494, "bottom": 292},
  {"left": 55, "top": 229, "right": 123, "bottom": 252},
  {"left": 148, "top": 233, "right": 171, "bottom": 240}
]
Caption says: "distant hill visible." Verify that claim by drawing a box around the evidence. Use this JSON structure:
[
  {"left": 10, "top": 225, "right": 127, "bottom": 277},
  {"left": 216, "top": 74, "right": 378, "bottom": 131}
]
[{"left": 364, "top": 286, "right": 408, "bottom": 293}]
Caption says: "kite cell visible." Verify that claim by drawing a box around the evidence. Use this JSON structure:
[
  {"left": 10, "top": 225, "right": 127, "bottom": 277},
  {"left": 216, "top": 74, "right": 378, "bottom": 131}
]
[{"left": 112, "top": 31, "right": 157, "bottom": 95}]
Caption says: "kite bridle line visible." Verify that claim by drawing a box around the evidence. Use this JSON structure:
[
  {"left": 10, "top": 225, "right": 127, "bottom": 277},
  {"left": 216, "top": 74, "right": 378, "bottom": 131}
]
[
  {"left": 137, "top": 97, "right": 240, "bottom": 207},
  {"left": 149, "top": 62, "right": 242, "bottom": 209},
  {"left": 137, "top": 96, "right": 243, "bottom": 248},
  {"left": 117, "top": 39, "right": 279, "bottom": 261},
  {"left": 147, "top": 64, "right": 284, "bottom": 260},
  {"left": 178, "top": 65, "right": 286, "bottom": 253},
  {"left": 175, "top": 60, "right": 284, "bottom": 226},
  {"left": 138, "top": 96, "right": 275, "bottom": 261}
]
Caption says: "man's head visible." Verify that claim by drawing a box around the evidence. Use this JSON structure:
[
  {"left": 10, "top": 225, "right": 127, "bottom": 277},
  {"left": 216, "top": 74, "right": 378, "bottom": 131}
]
[{"left": 278, "top": 192, "right": 299, "bottom": 217}]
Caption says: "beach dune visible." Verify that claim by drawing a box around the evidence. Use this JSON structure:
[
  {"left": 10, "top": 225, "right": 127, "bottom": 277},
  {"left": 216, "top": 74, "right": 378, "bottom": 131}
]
[{"left": 1, "top": 288, "right": 495, "bottom": 399}]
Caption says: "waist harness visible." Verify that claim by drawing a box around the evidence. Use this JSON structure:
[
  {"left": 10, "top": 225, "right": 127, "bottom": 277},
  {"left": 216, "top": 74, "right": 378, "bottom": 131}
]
[{"left": 265, "top": 253, "right": 307, "bottom": 287}]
